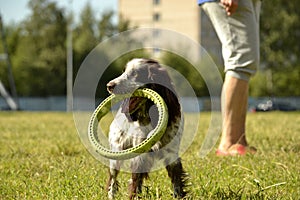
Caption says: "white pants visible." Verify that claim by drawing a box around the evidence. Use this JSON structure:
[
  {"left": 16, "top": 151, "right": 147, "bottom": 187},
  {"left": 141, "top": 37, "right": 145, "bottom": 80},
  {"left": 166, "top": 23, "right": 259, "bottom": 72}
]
[{"left": 201, "top": 0, "right": 261, "bottom": 81}]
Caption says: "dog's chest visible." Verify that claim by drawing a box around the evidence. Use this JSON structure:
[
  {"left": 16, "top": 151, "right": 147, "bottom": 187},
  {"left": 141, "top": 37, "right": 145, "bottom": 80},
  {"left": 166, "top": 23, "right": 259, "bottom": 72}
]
[{"left": 109, "top": 109, "right": 153, "bottom": 148}]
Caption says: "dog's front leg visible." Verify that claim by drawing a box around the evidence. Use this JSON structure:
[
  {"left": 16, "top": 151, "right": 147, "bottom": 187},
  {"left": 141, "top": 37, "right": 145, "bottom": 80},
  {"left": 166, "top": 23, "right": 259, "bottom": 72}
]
[
  {"left": 128, "top": 133, "right": 152, "bottom": 199},
  {"left": 107, "top": 115, "right": 129, "bottom": 199},
  {"left": 107, "top": 159, "right": 121, "bottom": 199},
  {"left": 128, "top": 172, "right": 147, "bottom": 199}
]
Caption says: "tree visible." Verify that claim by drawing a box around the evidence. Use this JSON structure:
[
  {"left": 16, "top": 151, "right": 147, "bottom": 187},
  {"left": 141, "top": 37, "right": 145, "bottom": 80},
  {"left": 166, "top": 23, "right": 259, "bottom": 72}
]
[
  {"left": 72, "top": 3, "right": 98, "bottom": 77},
  {"left": 1, "top": 1, "right": 131, "bottom": 97},
  {"left": 98, "top": 11, "right": 116, "bottom": 41},
  {"left": 159, "top": 51, "right": 209, "bottom": 97},
  {"left": 2, "top": 0, "right": 299, "bottom": 98},
  {"left": 72, "top": 4, "right": 132, "bottom": 72},
  {"left": 73, "top": 5, "right": 133, "bottom": 98},
  {"left": 13, "top": 0, "right": 67, "bottom": 96},
  {"left": 252, "top": 0, "right": 300, "bottom": 96},
  {"left": 260, "top": 1, "right": 300, "bottom": 70},
  {"left": 98, "top": 11, "right": 131, "bottom": 41},
  {"left": 0, "top": 23, "right": 21, "bottom": 94}
]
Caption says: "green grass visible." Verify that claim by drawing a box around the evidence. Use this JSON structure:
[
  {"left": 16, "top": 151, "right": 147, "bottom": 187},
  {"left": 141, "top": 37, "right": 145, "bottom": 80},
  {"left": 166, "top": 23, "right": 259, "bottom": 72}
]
[{"left": 0, "top": 112, "right": 299, "bottom": 199}]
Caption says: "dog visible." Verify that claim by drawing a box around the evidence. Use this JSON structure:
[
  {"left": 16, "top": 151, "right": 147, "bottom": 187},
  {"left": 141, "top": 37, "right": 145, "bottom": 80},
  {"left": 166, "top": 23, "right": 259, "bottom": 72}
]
[{"left": 106, "top": 58, "right": 187, "bottom": 199}]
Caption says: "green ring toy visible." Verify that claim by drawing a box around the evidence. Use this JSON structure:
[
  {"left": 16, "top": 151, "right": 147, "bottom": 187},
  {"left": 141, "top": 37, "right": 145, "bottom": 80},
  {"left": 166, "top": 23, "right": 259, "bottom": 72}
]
[{"left": 88, "top": 88, "right": 169, "bottom": 160}]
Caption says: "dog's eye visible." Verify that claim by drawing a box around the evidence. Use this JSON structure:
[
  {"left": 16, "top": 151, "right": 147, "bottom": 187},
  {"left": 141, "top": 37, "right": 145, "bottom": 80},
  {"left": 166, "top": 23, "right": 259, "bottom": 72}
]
[{"left": 129, "top": 71, "right": 137, "bottom": 78}]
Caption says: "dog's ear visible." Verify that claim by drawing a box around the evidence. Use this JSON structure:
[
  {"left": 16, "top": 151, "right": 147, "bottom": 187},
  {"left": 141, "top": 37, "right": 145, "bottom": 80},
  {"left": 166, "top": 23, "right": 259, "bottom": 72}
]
[
  {"left": 146, "top": 65, "right": 181, "bottom": 123},
  {"left": 147, "top": 64, "right": 171, "bottom": 84}
]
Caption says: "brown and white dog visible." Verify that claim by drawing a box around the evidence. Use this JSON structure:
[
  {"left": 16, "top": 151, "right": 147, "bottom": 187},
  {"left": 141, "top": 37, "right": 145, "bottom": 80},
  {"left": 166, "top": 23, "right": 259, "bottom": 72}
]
[{"left": 106, "top": 58, "right": 187, "bottom": 199}]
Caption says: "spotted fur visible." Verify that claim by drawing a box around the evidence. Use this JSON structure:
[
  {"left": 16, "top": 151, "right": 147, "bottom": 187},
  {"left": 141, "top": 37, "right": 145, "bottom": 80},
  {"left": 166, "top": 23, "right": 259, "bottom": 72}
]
[{"left": 106, "top": 58, "right": 188, "bottom": 199}]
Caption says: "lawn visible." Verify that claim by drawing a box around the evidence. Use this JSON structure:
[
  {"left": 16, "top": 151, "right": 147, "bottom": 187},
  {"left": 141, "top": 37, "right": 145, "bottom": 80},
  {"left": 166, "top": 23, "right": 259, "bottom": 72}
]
[{"left": 0, "top": 112, "right": 299, "bottom": 199}]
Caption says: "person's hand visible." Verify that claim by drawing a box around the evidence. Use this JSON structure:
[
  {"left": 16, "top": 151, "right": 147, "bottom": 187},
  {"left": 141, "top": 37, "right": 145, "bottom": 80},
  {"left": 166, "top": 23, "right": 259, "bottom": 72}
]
[{"left": 221, "top": 0, "right": 239, "bottom": 16}]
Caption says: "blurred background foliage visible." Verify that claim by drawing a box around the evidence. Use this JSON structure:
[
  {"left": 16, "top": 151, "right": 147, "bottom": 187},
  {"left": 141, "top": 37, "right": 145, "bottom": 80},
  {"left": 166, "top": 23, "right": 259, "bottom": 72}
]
[{"left": 0, "top": 0, "right": 299, "bottom": 97}]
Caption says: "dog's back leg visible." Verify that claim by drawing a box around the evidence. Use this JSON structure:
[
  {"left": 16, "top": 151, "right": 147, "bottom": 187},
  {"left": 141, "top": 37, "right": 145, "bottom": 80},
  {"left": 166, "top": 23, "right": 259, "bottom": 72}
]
[
  {"left": 129, "top": 172, "right": 148, "bottom": 199},
  {"left": 128, "top": 154, "right": 153, "bottom": 199},
  {"left": 107, "top": 160, "right": 121, "bottom": 199},
  {"left": 166, "top": 157, "right": 188, "bottom": 198}
]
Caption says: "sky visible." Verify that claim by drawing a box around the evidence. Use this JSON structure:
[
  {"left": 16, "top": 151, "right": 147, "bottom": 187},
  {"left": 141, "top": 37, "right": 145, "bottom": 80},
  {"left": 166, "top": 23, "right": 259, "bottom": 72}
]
[{"left": 0, "top": 0, "right": 118, "bottom": 25}]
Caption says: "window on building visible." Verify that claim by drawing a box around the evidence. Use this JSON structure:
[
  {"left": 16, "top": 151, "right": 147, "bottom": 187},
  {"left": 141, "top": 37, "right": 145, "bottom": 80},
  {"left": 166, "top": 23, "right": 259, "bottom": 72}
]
[
  {"left": 153, "top": 0, "right": 160, "bottom": 5},
  {"left": 153, "top": 13, "right": 161, "bottom": 21}
]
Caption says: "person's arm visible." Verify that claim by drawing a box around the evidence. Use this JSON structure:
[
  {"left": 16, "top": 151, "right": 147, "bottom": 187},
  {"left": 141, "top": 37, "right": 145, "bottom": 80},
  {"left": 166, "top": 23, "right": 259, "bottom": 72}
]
[{"left": 221, "top": 0, "right": 239, "bottom": 15}]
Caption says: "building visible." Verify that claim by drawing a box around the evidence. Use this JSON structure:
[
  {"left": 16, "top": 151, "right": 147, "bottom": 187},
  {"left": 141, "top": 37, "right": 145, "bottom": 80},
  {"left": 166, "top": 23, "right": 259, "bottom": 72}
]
[{"left": 118, "top": 0, "right": 222, "bottom": 64}]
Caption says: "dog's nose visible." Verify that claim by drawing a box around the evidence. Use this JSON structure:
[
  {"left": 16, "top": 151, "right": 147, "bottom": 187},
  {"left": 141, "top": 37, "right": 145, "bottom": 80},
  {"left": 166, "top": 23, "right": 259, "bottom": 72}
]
[{"left": 107, "top": 81, "right": 116, "bottom": 92}]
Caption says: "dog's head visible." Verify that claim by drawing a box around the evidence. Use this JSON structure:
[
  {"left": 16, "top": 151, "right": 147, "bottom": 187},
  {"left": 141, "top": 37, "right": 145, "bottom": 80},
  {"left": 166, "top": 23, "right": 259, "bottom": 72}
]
[
  {"left": 107, "top": 58, "right": 170, "bottom": 93},
  {"left": 107, "top": 58, "right": 180, "bottom": 124}
]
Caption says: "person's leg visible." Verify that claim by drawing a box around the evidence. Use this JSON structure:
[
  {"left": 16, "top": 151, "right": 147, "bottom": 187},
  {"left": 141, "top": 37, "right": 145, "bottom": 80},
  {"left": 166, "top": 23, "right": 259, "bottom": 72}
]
[
  {"left": 202, "top": 0, "right": 261, "bottom": 154},
  {"left": 218, "top": 75, "right": 248, "bottom": 151}
]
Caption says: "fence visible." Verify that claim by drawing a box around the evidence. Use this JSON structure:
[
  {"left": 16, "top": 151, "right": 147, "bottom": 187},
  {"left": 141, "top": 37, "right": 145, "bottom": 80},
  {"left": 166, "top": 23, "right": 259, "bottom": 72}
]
[{"left": 0, "top": 96, "right": 299, "bottom": 112}]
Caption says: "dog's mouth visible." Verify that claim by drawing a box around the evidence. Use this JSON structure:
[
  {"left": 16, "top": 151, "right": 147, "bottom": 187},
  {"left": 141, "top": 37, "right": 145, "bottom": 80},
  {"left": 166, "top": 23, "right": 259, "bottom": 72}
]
[
  {"left": 121, "top": 97, "right": 147, "bottom": 114},
  {"left": 107, "top": 84, "right": 148, "bottom": 114},
  {"left": 108, "top": 86, "right": 143, "bottom": 95},
  {"left": 107, "top": 81, "right": 145, "bottom": 95}
]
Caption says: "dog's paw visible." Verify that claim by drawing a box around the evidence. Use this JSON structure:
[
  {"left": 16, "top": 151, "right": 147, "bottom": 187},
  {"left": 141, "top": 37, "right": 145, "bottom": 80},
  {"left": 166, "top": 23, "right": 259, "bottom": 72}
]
[{"left": 151, "top": 142, "right": 162, "bottom": 152}]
